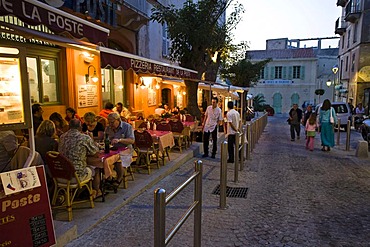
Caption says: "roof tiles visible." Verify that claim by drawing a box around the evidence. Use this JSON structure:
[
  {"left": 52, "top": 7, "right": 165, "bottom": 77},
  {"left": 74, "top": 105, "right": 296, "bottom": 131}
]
[{"left": 247, "top": 48, "right": 317, "bottom": 60}]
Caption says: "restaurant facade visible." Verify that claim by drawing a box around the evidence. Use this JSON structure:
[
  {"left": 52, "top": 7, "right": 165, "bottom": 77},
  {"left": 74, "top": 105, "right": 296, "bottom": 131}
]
[{"left": 0, "top": 0, "right": 198, "bottom": 124}]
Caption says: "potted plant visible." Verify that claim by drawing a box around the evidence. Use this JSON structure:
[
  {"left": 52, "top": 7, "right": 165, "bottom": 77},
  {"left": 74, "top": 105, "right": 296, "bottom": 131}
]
[{"left": 315, "top": 89, "right": 325, "bottom": 95}]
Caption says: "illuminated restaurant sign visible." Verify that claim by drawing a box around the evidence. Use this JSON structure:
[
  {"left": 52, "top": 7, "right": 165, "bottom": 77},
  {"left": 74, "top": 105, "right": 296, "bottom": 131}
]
[
  {"left": 0, "top": 0, "right": 109, "bottom": 44},
  {"left": 100, "top": 47, "right": 198, "bottom": 80}
]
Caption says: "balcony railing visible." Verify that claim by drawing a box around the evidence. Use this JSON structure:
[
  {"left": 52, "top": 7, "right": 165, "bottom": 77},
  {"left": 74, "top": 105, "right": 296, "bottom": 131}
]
[
  {"left": 335, "top": 17, "right": 347, "bottom": 35},
  {"left": 337, "top": 0, "right": 348, "bottom": 7},
  {"left": 345, "top": 0, "right": 361, "bottom": 23},
  {"left": 118, "top": 0, "right": 149, "bottom": 30},
  {"left": 124, "top": 0, "right": 147, "bottom": 15}
]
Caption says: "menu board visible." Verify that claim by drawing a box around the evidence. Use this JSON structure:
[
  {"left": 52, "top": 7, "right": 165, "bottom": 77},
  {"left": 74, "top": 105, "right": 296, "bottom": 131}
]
[
  {"left": 78, "top": 84, "right": 98, "bottom": 107},
  {"left": 0, "top": 57, "right": 25, "bottom": 125}
]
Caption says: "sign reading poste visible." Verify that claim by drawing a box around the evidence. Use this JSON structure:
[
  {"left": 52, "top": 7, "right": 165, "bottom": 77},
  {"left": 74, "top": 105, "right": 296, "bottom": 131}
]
[{"left": 0, "top": 166, "right": 55, "bottom": 247}]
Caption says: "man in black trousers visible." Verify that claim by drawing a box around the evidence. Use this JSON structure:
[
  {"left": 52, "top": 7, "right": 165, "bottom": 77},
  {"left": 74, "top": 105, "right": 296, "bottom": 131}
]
[{"left": 202, "top": 97, "right": 223, "bottom": 158}]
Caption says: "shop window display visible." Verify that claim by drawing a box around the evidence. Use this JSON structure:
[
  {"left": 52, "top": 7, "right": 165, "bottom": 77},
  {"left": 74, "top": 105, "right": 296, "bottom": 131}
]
[{"left": 0, "top": 56, "right": 25, "bottom": 125}]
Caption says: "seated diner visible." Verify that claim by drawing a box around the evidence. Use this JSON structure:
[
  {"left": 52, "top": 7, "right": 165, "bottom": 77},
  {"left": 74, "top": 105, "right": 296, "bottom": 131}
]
[
  {"left": 105, "top": 112, "right": 135, "bottom": 187},
  {"left": 58, "top": 119, "right": 101, "bottom": 197},
  {"left": 49, "top": 112, "right": 69, "bottom": 137},
  {"left": 82, "top": 112, "right": 104, "bottom": 141}
]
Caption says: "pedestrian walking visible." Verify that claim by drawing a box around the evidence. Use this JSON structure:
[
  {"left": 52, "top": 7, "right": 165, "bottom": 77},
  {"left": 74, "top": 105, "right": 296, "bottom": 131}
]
[
  {"left": 319, "top": 99, "right": 337, "bottom": 151},
  {"left": 288, "top": 104, "right": 303, "bottom": 141},
  {"left": 302, "top": 105, "right": 313, "bottom": 127},
  {"left": 226, "top": 101, "right": 240, "bottom": 163},
  {"left": 305, "top": 113, "right": 317, "bottom": 151},
  {"left": 202, "top": 97, "right": 223, "bottom": 158},
  {"left": 302, "top": 105, "right": 313, "bottom": 139}
]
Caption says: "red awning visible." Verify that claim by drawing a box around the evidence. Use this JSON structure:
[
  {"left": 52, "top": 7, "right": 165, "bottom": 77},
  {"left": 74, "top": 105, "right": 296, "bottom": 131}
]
[
  {"left": 0, "top": 0, "right": 109, "bottom": 45},
  {"left": 99, "top": 47, "right": 198, "bottom": 81}
]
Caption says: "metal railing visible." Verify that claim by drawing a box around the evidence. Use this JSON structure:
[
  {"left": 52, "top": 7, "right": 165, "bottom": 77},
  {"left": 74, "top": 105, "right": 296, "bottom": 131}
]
[
  {"left": 218, "top": 113, "right": 268, "bottom": 209},
  {"left": 246, "top": 113, "right": 268, "bottom": 159},
  {"left": 234, "top": 128, "right": 246, "bottom": 182},
  {"left": 154, "top": 160, "right": 203, "bottom": 247}
]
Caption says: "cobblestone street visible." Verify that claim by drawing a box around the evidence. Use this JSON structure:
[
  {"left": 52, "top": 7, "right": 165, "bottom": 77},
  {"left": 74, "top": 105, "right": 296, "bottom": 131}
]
[{"left": 67, "top": 115, "right": 370, "bottom": 247}]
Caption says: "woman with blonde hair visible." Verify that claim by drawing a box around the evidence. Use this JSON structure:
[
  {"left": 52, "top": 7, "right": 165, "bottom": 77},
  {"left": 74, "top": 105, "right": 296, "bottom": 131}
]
[
  {"left": 35, "top": 120, "right": 58, "bottom": 162},
  {"left": 82, "top": 112, "right": 104, "bottom": 140}
]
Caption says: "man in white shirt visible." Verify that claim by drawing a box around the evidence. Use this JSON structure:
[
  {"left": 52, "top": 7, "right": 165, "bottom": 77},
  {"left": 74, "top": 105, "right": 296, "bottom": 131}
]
[
  {"left": 202, "top": 97, "right": 223, "bottom": 158},
  {"left": 226, "top": 101, "right": 240, "bottom": 163},
  {"left": 114, "top": 102, "right": 131, "bottom": 119}
]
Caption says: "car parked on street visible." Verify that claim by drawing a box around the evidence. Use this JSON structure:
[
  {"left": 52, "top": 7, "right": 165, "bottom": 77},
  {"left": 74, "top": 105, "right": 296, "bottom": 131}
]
[
  {"left": 316, "top": 101, "right": 352, "bottom": 129},
  {"left": 302, "top": 100, "right": 315, "bottom": 112}
]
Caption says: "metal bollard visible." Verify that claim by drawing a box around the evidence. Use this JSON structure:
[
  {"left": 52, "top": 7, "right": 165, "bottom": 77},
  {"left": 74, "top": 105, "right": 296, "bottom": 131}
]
[
  {"left": 246, "top": 124, "right": 251, "bottom": 160},
  {"left": 336, "top": 118, "right": 341, "bottom": 146},
  {"left": 154, "top": 188, "right": 166, "bottom": 247},
  {"left": 234, "top": 132, "right": 239, "bottom": 183},
  {"left": 256, "top": 121, "right": 259, "bottom": 144},
  {"left": 194, "top": 160, "right": 202, "bottom": 247},
  {"left": 251, "top": 122, "right": 255, "bottom": 151},
  {"left": 240, "top": 128, "right": 245, "bottom": 171},
  {"left": 346, "top": 120, "right": 351, "bottom": 151},
  {"left": 219, "top": 141, "right": 228, "bottom": 210}
]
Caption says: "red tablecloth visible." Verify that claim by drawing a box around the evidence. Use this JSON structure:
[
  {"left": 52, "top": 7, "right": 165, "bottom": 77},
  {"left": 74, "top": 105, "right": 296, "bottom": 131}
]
[
  {"left": 88, "top": 147, "right": 128, "bottom": 179},
  {"left": 147, "top": 130, "right": 174, "bottom": 152}
]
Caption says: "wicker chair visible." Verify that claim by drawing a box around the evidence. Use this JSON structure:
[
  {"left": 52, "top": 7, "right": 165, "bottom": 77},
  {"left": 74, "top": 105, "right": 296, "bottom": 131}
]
[
  {"left": 169, "top": 120, "right": 185, "bottom": 153},
  {"left": 133, "top": 130, "right": 160, "bottom": 174},
  {"left": 45, "top": 151, "right": 94, "bottom": 221}
]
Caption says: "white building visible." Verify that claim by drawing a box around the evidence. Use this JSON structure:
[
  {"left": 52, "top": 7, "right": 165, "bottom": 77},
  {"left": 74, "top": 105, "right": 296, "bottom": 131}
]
[{"left": 247, "top": 38, "right": 339, "bottom": 114}]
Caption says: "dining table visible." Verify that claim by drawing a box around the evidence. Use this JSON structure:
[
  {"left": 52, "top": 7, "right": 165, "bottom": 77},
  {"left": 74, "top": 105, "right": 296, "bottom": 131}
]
[
  {"left": 182, "top": 121, "right": 197, "bottom": 130},
  {"left": 87, "top": 146, "right": 131, "bottom": 202},
  {"left": 147, "top": 130, "right": 174, "bottom": 163}
]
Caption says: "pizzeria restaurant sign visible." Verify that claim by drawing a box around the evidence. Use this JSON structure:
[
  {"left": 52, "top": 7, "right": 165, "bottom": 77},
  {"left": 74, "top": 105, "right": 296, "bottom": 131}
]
[
  {"left": 0, "top": 0, "right": 109, "bottom": 44},
  {"left": 100, "top": 47, "right": 198, "bottom": 80}
]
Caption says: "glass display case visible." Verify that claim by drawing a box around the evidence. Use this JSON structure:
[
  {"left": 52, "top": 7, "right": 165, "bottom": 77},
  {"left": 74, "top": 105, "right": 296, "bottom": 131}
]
[{"left": 0, "top": 46, "right": 31, "bottom": 130}]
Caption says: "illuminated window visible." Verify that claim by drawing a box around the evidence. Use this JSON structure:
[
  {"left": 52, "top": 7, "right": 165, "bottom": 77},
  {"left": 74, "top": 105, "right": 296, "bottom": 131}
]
[{"left": 27, "top": 56, "right": 59, "bottom": 104}]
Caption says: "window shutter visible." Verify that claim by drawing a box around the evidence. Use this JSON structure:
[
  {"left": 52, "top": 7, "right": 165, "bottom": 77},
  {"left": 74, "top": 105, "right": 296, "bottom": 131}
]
[
  {"left": 288, "top": 66, "right": 293, "bottom": 79},
  {"left": 282, "top": 67, "right": 287, "bottom": 79},
  {"left": 264, "top": 66, "right": 268, "bottom": 79},
  {"left": 301, "top": 66, "right": 305, "bottom": 80},
  {"left": 271, "top": 67, "right": 275, "bottom": 79}
]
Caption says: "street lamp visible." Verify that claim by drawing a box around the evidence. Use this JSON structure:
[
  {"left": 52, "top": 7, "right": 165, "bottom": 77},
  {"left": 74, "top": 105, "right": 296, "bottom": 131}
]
[
  {"left": 326, "top": 78, "right": 335, "bottom": 102},
  {"left": 326, "top": 65, "right": 339, "bottom": 102},
  {"left": 326, "top": 79, "right": 332, "bottom": 87},
  {"left": 332, "top": 65, "right": 339, "bottom": 101}
]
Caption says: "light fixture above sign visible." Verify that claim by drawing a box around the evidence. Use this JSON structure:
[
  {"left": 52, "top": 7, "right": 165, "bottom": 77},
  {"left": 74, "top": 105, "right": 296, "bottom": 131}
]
[
  {"left": 85, "top": 65, "right": 98, "bottom": 83},
  {"left": 81, "top": 51, "right": 94, "bottom": 63}
]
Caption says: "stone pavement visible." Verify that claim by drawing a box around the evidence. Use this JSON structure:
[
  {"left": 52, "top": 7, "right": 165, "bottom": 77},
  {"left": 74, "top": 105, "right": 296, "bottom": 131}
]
[
  {"left": 54, "top": 142, "right": 202, "bottom": 246},
  {"left": 65, "top": 114, "right": 370, "bottom": 247}
]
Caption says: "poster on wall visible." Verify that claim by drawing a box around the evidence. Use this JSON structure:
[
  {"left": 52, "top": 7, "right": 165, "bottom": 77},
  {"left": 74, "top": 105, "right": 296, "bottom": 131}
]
[
  {"left": 148, "top": 88, "right": 157, "bottom": 106},
  {"left": 78, "top": 84, "right": 98, "bottom": 107}
]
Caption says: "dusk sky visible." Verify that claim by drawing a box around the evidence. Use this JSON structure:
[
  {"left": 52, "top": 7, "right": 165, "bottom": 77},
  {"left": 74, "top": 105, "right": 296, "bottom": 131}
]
[{"left": 229, "top": 0, "right": 343, "bottom": 50}]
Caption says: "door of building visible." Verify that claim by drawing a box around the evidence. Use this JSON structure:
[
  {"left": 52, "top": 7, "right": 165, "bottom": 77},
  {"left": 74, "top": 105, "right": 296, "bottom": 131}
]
[
  {"left": 161, "top": 88, "right": 171, "bottom": 107},
  {"left": 291, "top": 93, "right": 299, "bottom": 106},
  {"left": 273, "top": 93, "right": 282, "bottom": 113}
]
